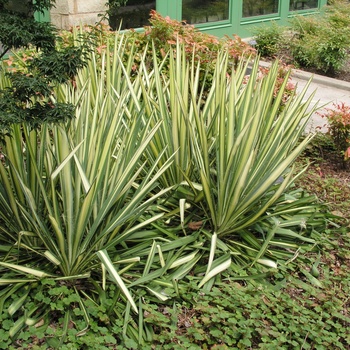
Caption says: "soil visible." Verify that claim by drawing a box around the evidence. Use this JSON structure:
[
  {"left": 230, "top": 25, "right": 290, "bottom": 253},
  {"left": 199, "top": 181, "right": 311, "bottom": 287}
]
[
  {"left": 295, "top": 143, "right": 350, "bottom": 224},
  {"left": 331, "top": 65, "right": 350, "bottom": 83},
  {"left": 298, "top": 62, "right": 350, "bottom": 225}
]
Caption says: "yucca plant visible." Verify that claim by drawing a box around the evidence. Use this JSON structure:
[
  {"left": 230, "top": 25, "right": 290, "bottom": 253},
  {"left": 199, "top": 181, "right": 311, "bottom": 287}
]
[
  {"left": 0, "top": 34, "right": 218, "bottom": 346},
  {"left": 62, "top": 37, "right": 328, "bottom": 283},
  {"left": 0, "top": 29, "right": 330, "bottom": 347},
  {"left": 0, "top": 35, "right": 181, "bottom": 344},
  {"left": 132, "top": 41, "right": 326, "bottom": 275}
]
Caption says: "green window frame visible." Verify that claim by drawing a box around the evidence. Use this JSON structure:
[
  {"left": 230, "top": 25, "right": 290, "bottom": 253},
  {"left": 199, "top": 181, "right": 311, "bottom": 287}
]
[
  {"left": 34, "top": 8, "right": 50, "bottom": 22},
  {"left": 152, "top": 0, "right": 328, "bottom": 38},
  {"left": 289, "top": 0, "right": 319, "bottom": 12},
  {"left": 181, "top": 0, "right": 231, "bottom": 26},
  {"left": 242, "top": 0, "right": 280, "bottom": 19}
]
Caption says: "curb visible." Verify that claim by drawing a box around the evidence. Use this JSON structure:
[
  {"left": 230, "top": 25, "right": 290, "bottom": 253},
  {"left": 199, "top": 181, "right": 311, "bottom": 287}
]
[
  {"left": 258, "top": 59, "right": 350, "bottom": 92},
  {"left": 291, "top": 69, "right": 350, "bottom": 92}
]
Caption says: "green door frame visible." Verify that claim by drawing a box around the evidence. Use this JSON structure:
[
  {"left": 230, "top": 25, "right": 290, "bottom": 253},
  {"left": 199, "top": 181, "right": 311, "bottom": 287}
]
[
  {"left": 34, "top": 9, "right": 50, "bottom": 22},
  {"left": 33, "top": 0, "right": 51, "bottom": 22},
  {"left": 156, "top": 0, "right": 327, "bottom": 38},
  {"left": 156, "top": 0, "right": 181, "bottom": 19}
]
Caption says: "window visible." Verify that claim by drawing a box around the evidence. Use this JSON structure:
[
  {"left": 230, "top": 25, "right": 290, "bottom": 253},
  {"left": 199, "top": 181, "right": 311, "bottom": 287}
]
[
  {"left": 289, "top": 0, "right": 318, "bottom": 11},
  {"left": 108, "top": 0, "right": 155, "bottom": 30},
  {"left": 182, "top": 0, "right": 229, "bottom": 24},
  {"left": 242, "top": 0, "right": 279, "bottom": 18},
  {"left": 4, "top": 0, "right": 32, "bottom": 16}
]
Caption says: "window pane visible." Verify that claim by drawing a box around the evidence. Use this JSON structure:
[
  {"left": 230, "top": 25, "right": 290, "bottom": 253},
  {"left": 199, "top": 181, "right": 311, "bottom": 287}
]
[
  {"left": 109, "top": 0, "right": 155, "bottom": 30},
  {"left": 242, "top": 0, "right": 279, "bottom": 18},
  {"left": 5, "top": 0, "right": 32, "bottom": 15},
  {"left": 290, "top": 0, "right": 318, "bottom": 11},
  {"left": 182, "top": 0, "right": 229, "bottom": 24}
]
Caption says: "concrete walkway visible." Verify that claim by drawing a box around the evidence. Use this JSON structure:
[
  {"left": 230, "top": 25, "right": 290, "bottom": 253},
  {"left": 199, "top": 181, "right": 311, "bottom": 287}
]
[
  {"left": 290, "top": 68, "right": 350, "bottom": 133},
  {"left": 257, "top": 60, "right": 350, "bottom": 133}
]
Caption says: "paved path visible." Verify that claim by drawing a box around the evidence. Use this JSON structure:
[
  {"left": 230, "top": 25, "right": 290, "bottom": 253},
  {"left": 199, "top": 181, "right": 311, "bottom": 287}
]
[
  {"left": 291, "top": 68, "right": 350, "bottom": 133},
  {"left": 258, "top": 60, "right": 350, "bottom": 133}
]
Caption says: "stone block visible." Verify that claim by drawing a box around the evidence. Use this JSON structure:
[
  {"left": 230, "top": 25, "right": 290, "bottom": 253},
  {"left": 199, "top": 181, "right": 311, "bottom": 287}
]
[{"left": 76, "top": 0, "right": 106, "bottom": 14}]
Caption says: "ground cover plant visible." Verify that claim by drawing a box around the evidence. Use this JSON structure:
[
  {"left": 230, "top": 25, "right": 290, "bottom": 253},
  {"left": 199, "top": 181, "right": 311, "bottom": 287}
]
[
  {"left": 296, "top": 132, "right": 350, "bottom": 219},
  {"left": 0, "top": 14, "right": 342, "bottom": 349}
]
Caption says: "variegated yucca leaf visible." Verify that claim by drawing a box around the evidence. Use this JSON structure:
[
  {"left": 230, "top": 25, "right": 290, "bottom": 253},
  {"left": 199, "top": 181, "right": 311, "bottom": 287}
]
[{"left": 0, "top": 30, "right": 329, "bottom": 344}]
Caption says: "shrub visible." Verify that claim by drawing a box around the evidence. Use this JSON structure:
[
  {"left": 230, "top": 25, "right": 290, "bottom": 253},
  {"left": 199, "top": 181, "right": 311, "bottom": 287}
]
[
  {"left": 252, "top": 22, "right": 284, "bottom": 57},
  {"left": 0, "top": 22, "right": 330, "bottom": 348},
  {"left": 0, "top": 0, "right": 92, "bottom": 131},
  {"left": 290, "top": 3, "right": 350, "bottom": 74},
  {"left": 253, "top": 2, "right": 350, "bottom": 76},
  {"left": 123, "top": 10, "right": 256, "bottom": 91},
  {"left": 144, "top": 10, "right": 255, "bottom": 66},
  {"left": 291, "top": 24, "right": 350, "bottom": 74},
  {"left": 318, "top": 102, "right": 350, "bottom": 161},
  {"left": 326, "top": 0, "right": 350, "bottom": 28}
]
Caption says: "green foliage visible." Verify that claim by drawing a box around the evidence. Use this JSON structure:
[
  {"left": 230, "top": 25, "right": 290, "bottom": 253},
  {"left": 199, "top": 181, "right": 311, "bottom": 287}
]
[
  {"left": 0, "top": 37, "right": 178, "bottom": 344},
  {"left": 142, "top": 231, "right": 350, "bottom": 349},
  {"left": 29, "top": 43, "right": 91, "bottom": 83},
  {"left": 125, "top": 10, "right": 255, "bottom": 90},
  {"left": 0, "top": 0, "right": 93, "bottom": 131},
  {"left": 326, "top": 0, "right": 350, "bottom": 27},
  {"left": 252, "top": 2, "right": 350, "bottom": 76},
  {"left": 302, "top": 131, "right": 337, "bottom": 160},
  {"left": 318, "top": 102, "right": 350, "bottom": 161},
  {"left": 1, "top": 231, "right": 348, "bottom": 349},
  {"left": 0, "top": 0, "right": 56, "bottom": 56},
  {"left": 291, "top": 22, "right": 349, "bottom": 74},
  {"left": 252, "top": 22, "right": 284, "bottom": 57},
  {"left": 146, "top": 244, "right": 350, "bottom": 349},
  {"left": 0, "top": 20, "right": 332, "bottom": 348},
  {"left": 146, "top": 10, "right": 254, "bottom": 66},
  {"left": 290, "top": 2, "right": 350, "bottom": 74},
  {"left": 0, "top": 281, "right": 131, "bottom": 349},
  {"left": 188, "top": 58, "right": 319, "bottom": 238},
  {"left": 0, "top": 16, "right": 56, "bottom": 54},
  {"left": 295, "top": 133, "right": 350, "bottom": 220}
]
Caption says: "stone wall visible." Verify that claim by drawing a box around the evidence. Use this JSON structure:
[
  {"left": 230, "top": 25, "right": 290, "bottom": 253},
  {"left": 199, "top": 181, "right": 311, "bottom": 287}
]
[{"left": 50, "top": 0, "right": 107, "bottom": 29}]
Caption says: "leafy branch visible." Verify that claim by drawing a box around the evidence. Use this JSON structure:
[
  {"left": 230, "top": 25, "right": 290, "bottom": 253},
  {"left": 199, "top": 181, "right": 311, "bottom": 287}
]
[{"left": 0, "top": 0, "right": 93, "bottom": 132}]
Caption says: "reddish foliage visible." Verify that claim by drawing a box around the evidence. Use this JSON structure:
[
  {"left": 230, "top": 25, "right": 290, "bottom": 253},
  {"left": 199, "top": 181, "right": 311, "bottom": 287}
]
[
  {"left": 318, "top": 102, "right": 350, "bottom": 160},
  {"left": 142, "top": 10, "right": 255, "bottom": 68}
]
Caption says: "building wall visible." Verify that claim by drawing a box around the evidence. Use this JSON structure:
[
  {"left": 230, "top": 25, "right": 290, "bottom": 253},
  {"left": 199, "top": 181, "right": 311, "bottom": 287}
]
[
  {"left": 50, "top": 0, "right": 107, "bottom": 29},
  {"left": 50, "top": 0, "right": 328, "bottom": 38},
  {"left": 156, "top": 0, "right": 328, "bottom": 38}
]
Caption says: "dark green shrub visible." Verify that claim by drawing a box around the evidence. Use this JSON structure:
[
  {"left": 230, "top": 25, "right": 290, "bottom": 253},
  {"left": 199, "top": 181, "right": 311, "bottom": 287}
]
[
  {"left": 290, "top": 2, "right": 350, "bottom": 74},
  {"left": 291, "top": 24, "right": 350, "bottom": 74},
  {"left": 252, "top": 22, "right": 284, "bottom": 57},
  {"left": 0, "top": 0, "right": 93, "bottom": 131}
]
